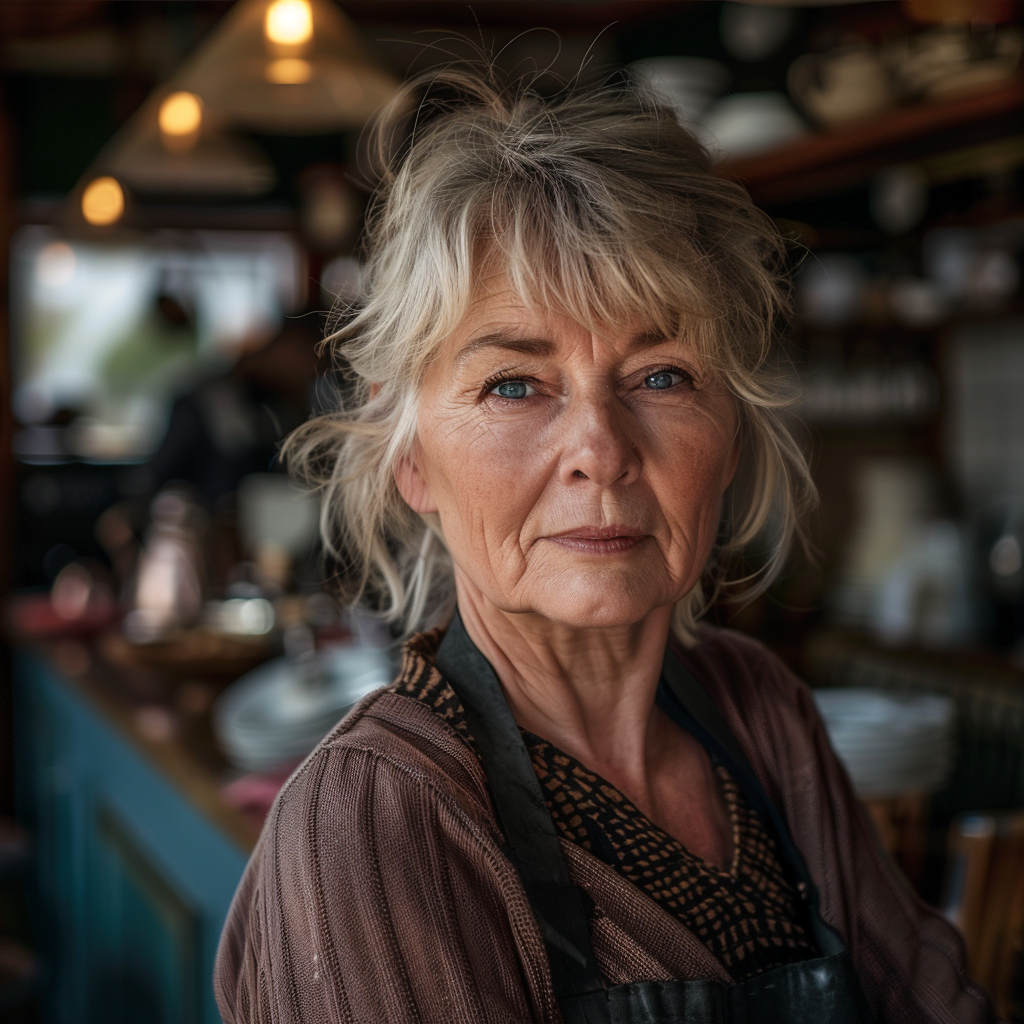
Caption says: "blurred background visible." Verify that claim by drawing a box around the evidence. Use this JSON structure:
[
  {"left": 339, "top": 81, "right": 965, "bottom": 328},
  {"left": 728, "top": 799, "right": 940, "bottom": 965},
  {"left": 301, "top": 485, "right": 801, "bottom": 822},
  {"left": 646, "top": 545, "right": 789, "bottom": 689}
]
[{"left": 1, "top": 0, "right": 1024, "bottom": 1021}]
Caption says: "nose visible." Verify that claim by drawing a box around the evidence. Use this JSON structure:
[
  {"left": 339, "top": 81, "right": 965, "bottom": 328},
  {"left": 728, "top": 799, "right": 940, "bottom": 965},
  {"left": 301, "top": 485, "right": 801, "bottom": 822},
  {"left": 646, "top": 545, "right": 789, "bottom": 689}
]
[{"left": 559, "top": 392, "right": 641, "bottom": 488}]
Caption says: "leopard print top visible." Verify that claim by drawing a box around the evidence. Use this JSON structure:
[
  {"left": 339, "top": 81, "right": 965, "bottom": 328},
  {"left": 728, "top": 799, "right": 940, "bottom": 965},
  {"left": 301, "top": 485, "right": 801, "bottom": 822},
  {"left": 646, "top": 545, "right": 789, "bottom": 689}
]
[{"left": 394, "top": 663, "right": 817, "bottom": 981}]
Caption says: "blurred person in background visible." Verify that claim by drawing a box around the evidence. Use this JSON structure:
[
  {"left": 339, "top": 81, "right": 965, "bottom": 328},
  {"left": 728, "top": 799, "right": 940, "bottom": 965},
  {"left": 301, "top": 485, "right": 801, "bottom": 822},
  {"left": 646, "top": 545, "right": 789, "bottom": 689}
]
[
  {"left": 138, "top": 315, "right": 323, "bottom": 507},
  {"left": 93, "top": 315, "right": 323, "bottom": 608},
  {"left": 214, "top": 65, "right": 993, "bottom": 1024}
]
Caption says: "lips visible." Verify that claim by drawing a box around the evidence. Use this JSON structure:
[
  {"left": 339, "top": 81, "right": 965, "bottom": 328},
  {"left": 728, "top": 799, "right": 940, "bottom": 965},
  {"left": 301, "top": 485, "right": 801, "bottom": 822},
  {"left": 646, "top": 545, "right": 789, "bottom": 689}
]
[
  {"left": 550, "top": 526, "right": 645, "bottom": 541},
  {"left": 545, "top": 526, "right": 647, "bottom": 553}
]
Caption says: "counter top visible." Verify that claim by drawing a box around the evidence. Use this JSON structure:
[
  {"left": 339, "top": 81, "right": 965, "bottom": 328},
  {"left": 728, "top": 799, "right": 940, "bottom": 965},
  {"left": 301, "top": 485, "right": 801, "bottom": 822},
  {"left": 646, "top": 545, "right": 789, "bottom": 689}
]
[{"left": 17, "top": 634, "right": 265, "bottom": 854}]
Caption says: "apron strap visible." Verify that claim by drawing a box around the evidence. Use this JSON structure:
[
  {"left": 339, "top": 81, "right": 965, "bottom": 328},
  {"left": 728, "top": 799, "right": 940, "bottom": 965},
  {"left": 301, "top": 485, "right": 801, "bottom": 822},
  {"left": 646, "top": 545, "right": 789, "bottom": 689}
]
[
  {"left": 659, "top": 646, "right": 846, "bottom": 958},
  {"left": 436, "top": 612, "right": 607, "bottom": 1001},
  {"left": 436, "top": 613, "right": 848, "bottom": 1003}
]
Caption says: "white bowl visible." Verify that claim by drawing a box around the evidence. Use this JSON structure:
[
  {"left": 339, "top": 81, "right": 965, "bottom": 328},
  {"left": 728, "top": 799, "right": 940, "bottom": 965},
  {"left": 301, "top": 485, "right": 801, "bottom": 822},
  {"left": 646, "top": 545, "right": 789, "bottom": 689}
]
[
  {"left": 215, "top": 645, "right": 392, "bottom": 772},
  {"left": 701, "top": 92, "right": 807, "bottom": 159}
]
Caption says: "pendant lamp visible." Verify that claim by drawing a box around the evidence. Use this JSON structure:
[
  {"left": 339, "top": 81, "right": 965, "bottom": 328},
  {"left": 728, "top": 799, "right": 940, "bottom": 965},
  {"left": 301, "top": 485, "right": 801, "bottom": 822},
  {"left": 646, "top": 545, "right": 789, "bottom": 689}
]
[
  {"left": 64, "top": 86, "right": 277, "bottom": 222},
  {"left": 104, "top": 99, "right": 278, "bottom": 197},
  {"left": 63, "top": 0, "right": 399, "bottom": 227},
  {"left": 173, "top": 0, "right": 400, "bottom": 134}
]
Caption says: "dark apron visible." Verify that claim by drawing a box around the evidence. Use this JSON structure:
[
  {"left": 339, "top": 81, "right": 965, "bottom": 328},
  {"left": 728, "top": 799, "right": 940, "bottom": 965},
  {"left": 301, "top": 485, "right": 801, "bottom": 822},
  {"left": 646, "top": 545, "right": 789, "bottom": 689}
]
[{"left": 436, "top": 613, "right": 877, "bottom": 1024}]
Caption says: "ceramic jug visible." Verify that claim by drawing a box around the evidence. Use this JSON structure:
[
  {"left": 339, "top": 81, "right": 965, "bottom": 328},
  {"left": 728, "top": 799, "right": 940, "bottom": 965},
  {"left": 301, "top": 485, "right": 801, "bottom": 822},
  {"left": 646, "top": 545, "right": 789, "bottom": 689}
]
[{"left": 789, "top": 46, "right": 893, "bottom": 126}]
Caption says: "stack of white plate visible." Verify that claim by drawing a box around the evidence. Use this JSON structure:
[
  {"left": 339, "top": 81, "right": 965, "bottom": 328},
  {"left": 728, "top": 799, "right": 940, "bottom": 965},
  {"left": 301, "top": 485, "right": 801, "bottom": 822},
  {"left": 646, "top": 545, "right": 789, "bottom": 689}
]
[
  {"left": 214, "top": 645, "right": 392, "bottom": 772},
  {"left": 812, "top": 688, "right": 957, "bottom": 800}
]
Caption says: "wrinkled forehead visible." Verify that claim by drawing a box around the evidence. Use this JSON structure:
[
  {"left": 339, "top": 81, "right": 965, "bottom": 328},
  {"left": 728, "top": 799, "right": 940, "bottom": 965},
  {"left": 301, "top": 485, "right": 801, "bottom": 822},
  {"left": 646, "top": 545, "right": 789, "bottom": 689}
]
[
  {"left": 450, "top": 274, "right": 662, "bottom": 351},
  {"left": 405, "top": 226, "right": 723, "bottom": 388},
  {"left": 448, "top": 248, "right": 690, "bottom": 348}
]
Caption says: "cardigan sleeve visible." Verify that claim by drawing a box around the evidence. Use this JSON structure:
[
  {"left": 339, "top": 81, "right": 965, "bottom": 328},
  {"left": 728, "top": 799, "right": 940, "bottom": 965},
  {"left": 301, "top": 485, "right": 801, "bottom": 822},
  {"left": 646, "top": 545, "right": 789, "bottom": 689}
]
[{"left": 213, "top": 741, "right": 561, "bottom": 1024}]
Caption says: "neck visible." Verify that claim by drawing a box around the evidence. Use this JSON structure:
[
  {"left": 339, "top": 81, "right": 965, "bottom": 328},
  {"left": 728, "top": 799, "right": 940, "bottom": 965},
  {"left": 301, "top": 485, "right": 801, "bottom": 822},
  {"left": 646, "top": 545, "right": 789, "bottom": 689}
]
[{"left": 453, "top": 576, "right": 675, "bottom": 793}]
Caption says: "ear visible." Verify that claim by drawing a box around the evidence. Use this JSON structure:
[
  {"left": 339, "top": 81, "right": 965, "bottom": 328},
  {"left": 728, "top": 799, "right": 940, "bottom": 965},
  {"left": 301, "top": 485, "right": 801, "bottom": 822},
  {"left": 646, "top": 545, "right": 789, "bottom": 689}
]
[{"left": 393, "top": 447, "right": 438, "bottom": 515}]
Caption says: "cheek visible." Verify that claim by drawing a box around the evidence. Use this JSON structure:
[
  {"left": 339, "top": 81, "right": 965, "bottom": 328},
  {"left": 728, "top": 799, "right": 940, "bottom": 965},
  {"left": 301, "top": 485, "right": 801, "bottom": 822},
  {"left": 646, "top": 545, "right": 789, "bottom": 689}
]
[
  {"left": 648, "top": 413, "right": 736, "bottom": 539},
  {"left": 418, "top": 411, "right": 551, "bottom": 565}
]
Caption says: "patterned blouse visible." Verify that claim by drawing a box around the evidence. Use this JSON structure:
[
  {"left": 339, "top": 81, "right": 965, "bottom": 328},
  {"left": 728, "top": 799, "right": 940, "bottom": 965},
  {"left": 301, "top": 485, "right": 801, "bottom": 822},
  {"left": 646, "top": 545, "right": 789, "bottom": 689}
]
[{"left": 395, "top": 665, "right": 817, "bottom": 981}]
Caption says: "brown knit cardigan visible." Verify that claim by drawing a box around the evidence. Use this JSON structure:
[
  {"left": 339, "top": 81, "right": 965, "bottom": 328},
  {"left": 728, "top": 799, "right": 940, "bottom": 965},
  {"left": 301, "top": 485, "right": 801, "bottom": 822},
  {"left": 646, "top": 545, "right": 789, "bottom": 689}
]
[{"left": 214, "top": 626, "right": 994, "bottom": 1023}]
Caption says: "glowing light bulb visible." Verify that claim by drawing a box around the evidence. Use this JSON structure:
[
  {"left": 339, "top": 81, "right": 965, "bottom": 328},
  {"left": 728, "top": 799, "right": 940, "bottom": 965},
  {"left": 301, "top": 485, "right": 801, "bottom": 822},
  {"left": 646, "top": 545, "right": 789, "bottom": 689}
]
[
  {"left": 266, "top": 57, "right": 312, "bottom": 84},
  {"left": 159, "top": 91, "right": 203, "bottom": 137},
  {"left": 81, "top": 177, "right": 125, "bottom": 226},
  {"left": 265, "top": 0, "right": 313, "bottom": 47}
]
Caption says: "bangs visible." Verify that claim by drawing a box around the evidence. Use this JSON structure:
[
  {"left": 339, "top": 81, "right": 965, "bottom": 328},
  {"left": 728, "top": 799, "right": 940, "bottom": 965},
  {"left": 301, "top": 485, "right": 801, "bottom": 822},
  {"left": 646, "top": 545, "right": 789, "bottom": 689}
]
[
  {"left": 482, "top": 214, "right": 715, "bottom": 356},
  {"left": 465, "top": 152, "right": 780, "bottom": 384}
]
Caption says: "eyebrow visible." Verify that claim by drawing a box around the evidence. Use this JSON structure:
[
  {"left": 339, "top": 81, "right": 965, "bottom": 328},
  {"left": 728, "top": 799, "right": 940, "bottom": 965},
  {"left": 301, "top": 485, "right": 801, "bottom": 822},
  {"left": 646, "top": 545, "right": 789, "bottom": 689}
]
[
  {"left": 454, "top": 331, "right": 555, "bottom": 367},
  {"left": 628, "top": 330, "right": 677, "bottom": 353},
  {"left": 454, "top": 328, "right": 676, "bottom": 367}
]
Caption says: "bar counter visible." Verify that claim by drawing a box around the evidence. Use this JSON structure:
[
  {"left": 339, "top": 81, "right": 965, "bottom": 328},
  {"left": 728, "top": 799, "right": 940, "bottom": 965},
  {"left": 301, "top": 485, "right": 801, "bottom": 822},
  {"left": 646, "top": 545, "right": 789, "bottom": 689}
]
[{"left": 12, "top": 628, "right": 270, "bottom": 1024}]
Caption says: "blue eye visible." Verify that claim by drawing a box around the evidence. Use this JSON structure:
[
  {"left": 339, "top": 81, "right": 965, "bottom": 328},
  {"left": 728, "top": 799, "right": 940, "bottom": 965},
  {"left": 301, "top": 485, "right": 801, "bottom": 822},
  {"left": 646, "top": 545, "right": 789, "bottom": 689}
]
[
  {"left": 644, "top": 371, "right": 683, "bottom": 390},
  {"left": 492, "top": 380, "right": 535, "bottom": 399}
]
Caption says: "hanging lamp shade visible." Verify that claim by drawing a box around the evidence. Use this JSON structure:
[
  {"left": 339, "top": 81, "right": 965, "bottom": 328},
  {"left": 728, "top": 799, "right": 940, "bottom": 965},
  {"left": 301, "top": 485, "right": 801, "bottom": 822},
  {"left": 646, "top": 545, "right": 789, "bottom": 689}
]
[
  {"left": 67, "top": 82, "right": 278, "bottom": 205},
  {"left": 60, "top": 0, "right": 398, "bottom": 224},
  {"left": 175, "top": 0, "right": 401, "bottom": 134},
  {"left": 104, "top": 111, "right": 278, "bottom": 197}
]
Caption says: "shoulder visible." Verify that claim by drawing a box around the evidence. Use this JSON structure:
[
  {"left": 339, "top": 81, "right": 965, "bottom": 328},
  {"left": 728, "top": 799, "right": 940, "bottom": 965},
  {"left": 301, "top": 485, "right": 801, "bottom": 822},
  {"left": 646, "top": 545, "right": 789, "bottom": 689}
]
[
  {"left": 683, "top": 622, "right": 777, "bottom": 664},
  {"left": 215, "top": 689, "right": 543, "bottom": 1024},
  {"left": 268, "top": 685, "right": 495, "bottom": 856},
  {"left": 249, "top": 630, "right": 498, "bottom": 876},
  {"left": 214, "top": 658, "right": 517, "bottom": 1022}
]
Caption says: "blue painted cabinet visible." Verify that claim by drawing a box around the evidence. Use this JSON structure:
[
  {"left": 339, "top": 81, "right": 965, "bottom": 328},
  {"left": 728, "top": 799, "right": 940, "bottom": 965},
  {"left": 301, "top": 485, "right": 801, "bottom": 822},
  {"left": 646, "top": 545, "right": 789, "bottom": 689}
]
[{"left": 14, "top": 652, "right": 249, "bottom": 1024}]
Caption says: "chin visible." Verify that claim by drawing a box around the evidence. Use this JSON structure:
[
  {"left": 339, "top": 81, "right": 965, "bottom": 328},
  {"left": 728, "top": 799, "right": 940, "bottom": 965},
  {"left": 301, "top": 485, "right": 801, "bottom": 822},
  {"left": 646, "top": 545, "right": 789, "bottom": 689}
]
[{"left": 523, "top": 570, "right": 673, "bottom": 631}]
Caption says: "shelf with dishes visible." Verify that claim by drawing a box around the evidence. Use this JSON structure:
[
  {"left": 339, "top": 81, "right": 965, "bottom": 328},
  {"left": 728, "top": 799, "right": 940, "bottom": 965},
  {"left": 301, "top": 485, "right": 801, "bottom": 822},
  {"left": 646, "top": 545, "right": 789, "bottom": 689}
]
[{"left": 718, "top": 77, "right": 1024, "bottom": 206}]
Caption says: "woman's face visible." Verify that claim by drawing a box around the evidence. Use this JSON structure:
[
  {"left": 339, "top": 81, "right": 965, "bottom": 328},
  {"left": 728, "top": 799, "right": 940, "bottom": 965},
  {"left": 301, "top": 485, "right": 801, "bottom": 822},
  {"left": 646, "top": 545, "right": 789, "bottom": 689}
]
[{"left": 394, "top": 278, "right": 741, "bottom": 630}]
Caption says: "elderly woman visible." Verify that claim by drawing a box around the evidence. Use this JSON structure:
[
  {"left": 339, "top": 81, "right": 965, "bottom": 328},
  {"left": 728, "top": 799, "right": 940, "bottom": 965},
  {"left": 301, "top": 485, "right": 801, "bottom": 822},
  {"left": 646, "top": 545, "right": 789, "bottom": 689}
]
[{"left": 215, "top": 67, "right": 992, "bottom": 1024}]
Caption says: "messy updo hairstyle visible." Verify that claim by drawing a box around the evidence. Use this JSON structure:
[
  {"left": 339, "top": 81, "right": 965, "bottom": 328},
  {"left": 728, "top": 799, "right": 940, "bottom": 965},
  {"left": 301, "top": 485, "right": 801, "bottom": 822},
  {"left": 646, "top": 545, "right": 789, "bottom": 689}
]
[{"left": 284, "top": 61, "right": 815, "bottom": 642}]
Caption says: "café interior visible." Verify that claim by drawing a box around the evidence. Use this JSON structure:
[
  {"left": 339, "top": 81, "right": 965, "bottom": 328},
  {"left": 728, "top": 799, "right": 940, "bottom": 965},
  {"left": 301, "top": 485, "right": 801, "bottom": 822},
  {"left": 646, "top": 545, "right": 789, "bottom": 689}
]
[{"left": 1, "top": 0, "right": 1024, "bottom": 1020}]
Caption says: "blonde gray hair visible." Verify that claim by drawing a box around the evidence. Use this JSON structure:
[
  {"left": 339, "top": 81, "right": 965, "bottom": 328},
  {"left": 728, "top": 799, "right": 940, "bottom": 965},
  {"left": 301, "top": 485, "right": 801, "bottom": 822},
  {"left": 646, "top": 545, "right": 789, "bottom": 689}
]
[{"left": 285, "top": 64, "right": 815, "bottom": 643}]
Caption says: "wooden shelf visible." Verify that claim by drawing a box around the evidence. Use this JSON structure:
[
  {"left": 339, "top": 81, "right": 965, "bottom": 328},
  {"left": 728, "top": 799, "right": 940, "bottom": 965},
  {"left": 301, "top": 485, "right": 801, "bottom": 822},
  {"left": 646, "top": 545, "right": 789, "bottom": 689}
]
[{"left": 719, "top": 78, "right": 1024, "bottom": 207}]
